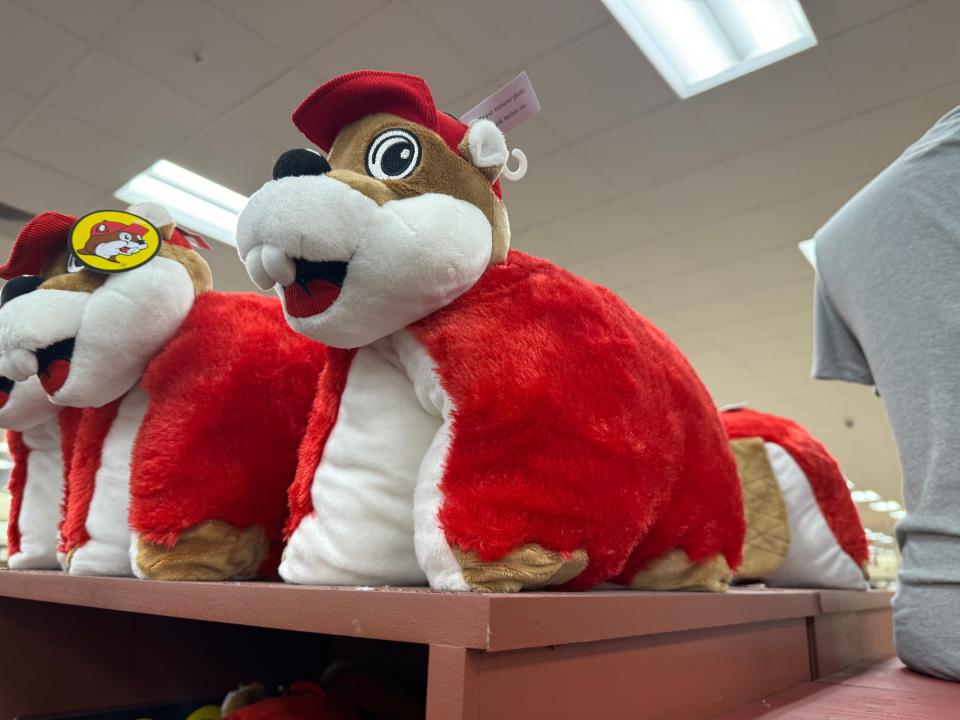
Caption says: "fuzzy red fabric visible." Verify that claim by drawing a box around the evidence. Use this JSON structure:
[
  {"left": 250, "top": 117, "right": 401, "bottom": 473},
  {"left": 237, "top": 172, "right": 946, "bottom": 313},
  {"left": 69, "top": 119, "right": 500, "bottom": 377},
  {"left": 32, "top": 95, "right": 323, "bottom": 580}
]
[
  {"left": 59, "top": 401, "right": 122, "bottom": 555},
  {"left": 225, "top": 685, "right": 349, "bottom": 720},
  {"left": 0, "top": 211, "right": 76, "bottom": 280},
  {"left": 56, "top": 407, "right": 80, "bottom": 534},
  {"left": 721, "top": 407, "right": 869, "bottom": 566},
  {"left": 5, "top": 430, "right": 28, "bottom": 556},
  {"left": 285, "top": 348, "right": 355, "bottom": 538},
  {"left": 293, "top": 70, "right": 503, "bottom": 199},
  {"left": 292, "top": 251, "right": 744, "bottom": 589},
  {"left": 404, "top": 251, "right": 745, "bottom": 589},
  {"left": 129, "top": 292, "right": 325, "bottom": 576}
]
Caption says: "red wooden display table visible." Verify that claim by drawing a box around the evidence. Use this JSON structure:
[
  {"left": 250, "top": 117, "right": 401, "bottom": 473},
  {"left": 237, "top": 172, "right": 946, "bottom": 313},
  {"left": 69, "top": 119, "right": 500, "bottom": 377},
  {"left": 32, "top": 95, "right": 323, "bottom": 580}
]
[{"left": 0, "top": 570, "right": 893, "bottom": 719}]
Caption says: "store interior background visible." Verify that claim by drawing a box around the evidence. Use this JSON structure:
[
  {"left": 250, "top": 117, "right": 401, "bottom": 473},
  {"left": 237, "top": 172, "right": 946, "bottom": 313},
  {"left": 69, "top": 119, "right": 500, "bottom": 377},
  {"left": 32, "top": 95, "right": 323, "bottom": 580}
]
[{"left": 0, "top": 0, "right": 952, "bottom": 582}]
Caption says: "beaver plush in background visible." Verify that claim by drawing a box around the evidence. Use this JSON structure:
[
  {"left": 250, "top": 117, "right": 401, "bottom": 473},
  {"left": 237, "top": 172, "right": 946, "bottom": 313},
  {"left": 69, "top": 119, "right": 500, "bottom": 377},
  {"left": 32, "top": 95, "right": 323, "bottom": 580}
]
[
  {"left": 237, "top": 70, "right": 746, "bottom": 592},
  {"left": 0, "top": 203, "right": 325, "bottom": 580},
  {"left": 723, "top": 406, "right": 870, "bottom": 590}
]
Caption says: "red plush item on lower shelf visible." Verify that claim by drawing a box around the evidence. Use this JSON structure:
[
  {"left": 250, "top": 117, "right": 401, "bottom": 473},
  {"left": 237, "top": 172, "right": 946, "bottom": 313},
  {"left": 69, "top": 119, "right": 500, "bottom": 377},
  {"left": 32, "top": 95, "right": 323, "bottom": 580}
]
[{"left": 224, "top": 682, "right": 351, "bottom": 720}]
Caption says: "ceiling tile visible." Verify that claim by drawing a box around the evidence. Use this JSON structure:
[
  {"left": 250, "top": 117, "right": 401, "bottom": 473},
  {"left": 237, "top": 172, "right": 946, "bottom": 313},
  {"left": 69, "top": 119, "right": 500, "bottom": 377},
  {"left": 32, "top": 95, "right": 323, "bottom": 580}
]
[
  {"left": 409, "top": 0, "right": 610, "bottom": 78},
  {"left": 856, "top": 81, "right": 960, "bottom": 160},
  {"left": 515, "top": 193, "right": 664, "bottom": 267},
  {"left": 0, "top": 149, "right": 102, "bottom": 213},
  {"left": 571, "top": 101, "right": 723, "bottom": 193},
  {"left": 630, "top": 160, "right": 756, "bottom": 234},
  {"left": 0, "top": 83, "right": 36, "bottom": 141},
  {"left": 0, "top": 1, "right": 89, "bottom": 97},
  {"left": 502, "top": 149, "right": 617, "bottom": 231},
  {"left": 47, "top": 50, "right": 217, "bottom": 152},
  {"left": 169, "top": 121, "right": 283, "bottom": 196},
  {"left": 6, "top": 103, "right": 155, "bottom": 191},
  {"left": 103, "top": 0, "right": 294, "bottom": 111},
  {"left": 303, "top": 0, "right": 488, "bottom": 108},
  {"left": 762, "top": 178, "right": 868, "bottom": 243},
  {"left": 685, "top": 49, "right": 853, "bottom": 157},
  {"left": 231, "top": 65, "right": 326, "bottom": 149},
  {"left": 802, "top": 0, "right": 921, "bottom": 39},
  {"left": 823, "top": 0, "right": 960, "bottom": 113},
  {"left": 211, "top": 0, "right": 386, "bottom": 60},
  {"left": 526, "top": 23, "right": 674, "bottom": 142},
  {"left": 16, "top": 0, "right": 135, "bottom": 43},
  {"left": 730, "top": 119, "right": 880, "bottom": 209}
]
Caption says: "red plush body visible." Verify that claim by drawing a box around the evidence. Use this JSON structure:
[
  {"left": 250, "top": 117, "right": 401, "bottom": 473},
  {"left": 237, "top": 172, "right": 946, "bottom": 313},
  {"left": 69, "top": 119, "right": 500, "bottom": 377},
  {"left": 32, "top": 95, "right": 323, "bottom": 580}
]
[
  {"left": 60, "top": 292, "right": 326, "bottom": 575},
  {"left": 289, "top": 251, "right": 744, "bottom": 589},
  {"left": 722, "top": 408, "right": 869, "bottom": 567},
  {"left": 5, "top": 430, "right": 27, "bottom": 556}
]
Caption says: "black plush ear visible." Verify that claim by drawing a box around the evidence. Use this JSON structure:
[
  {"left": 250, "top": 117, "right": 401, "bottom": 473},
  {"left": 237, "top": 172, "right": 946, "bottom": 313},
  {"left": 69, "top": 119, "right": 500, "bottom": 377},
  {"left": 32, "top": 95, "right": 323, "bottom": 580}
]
[{"left": 458, "top": 119, "right": 508, "bottom": 183}]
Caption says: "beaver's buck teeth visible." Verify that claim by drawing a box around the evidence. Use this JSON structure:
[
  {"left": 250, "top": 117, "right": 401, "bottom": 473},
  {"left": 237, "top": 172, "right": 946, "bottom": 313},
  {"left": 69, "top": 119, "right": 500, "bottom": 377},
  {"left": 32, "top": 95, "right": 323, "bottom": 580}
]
[
  {"left": 243, "top": 244, "right": 296, "bottom": 290},
  {"left": 0, "top": 348, "right": 38, "bottom": 382},
  {"left": 261, "top": 244, "right": 296, "bottom": 287}
]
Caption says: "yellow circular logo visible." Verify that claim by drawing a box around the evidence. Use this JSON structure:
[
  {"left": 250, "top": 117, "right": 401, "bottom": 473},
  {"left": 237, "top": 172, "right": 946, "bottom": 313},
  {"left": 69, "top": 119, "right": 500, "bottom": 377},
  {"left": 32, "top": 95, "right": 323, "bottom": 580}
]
[{"left": 69, "top": 210, "right": 162, "bottom": 273}]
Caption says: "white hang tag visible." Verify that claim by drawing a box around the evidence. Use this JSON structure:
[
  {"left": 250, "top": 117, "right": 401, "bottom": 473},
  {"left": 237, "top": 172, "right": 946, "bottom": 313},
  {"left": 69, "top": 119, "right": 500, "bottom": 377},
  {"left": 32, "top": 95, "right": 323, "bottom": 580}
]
[{"left": 461, "top": 71, "right": 541, "bottom": 134}]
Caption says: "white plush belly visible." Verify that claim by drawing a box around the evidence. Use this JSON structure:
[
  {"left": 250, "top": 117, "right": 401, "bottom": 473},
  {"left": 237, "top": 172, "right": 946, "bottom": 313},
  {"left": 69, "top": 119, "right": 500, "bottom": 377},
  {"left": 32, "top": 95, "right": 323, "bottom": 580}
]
[
  {"left": 281, "top": 344, "right": 441, "bottom": 585},
  {"left": 763, "top": 442, "right": 868, "bottom": 590},
  {"left": 8, "top": 421, "right": 62, "bottom": 570},
  {"left": 69, "top": 383, "right": 148, "bottom": 577}
]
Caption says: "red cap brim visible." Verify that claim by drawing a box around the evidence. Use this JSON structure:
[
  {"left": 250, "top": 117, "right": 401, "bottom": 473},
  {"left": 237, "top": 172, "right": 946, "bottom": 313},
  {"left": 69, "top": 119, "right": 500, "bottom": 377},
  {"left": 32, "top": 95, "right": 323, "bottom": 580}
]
[{"left": 0, "top": 211, "right": 77, "bottom": 280}]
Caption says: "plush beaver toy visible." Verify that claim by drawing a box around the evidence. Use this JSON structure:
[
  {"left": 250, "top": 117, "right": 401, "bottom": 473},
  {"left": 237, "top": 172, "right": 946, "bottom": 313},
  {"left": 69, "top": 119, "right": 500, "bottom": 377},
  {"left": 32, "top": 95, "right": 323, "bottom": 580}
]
[
  {"left": 237, "top": 70, "right": 746, "bottom": 592},
  {"left": 0, "top": 204, "right": 326, "bottom": 579},
  {"left": 722, "top": 406, "right": 870, "bottom": 590},
  {"left": 0, "top": 375, "right": 77, "bottom": 569}
]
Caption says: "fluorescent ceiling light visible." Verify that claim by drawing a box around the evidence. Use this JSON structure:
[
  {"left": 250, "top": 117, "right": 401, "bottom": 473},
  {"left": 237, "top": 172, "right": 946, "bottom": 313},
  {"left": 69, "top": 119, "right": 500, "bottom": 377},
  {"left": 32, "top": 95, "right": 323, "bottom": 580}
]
[
  {"left": 850, "top": 489, "right": 881, "bottom": 503},
  {"left": 602, "top": 0, "right": 817, "bottom": 98},
  {"left": 115, "top": 160, "right": 248, "bottom": 246},
  {"left": 889, "top": 509, "right": 906, "bottom": 520},
  {"left": 869, "top": 500, "right": 902, "bottom": 513}
]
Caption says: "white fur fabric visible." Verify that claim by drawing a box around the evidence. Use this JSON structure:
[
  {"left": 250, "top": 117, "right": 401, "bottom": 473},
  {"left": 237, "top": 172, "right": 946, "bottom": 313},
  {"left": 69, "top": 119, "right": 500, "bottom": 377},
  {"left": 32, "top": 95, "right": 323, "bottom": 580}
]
[
  {"left": 0, "top": 290, "right": 87, "bottom": 381},
  {"left": 280, "top": 342, "right": 439, "bottom": 585},
  {"left": 763, "top": 442, "right": 869, "bottom": 590},
  {"left": 0, "top": 258, "right": 194, "bottom": 408},
  {"left": 0, "top": 376, "right": 60, "bottom": 431},
  {"left": 237, "top": 175, "right": 492, "bottom": 348},
  {"left": 7, "top": 420, "right": 63, "bottom": 570},
  {"left": 67, "top": 384, "right": 148, "bottom": 577}
]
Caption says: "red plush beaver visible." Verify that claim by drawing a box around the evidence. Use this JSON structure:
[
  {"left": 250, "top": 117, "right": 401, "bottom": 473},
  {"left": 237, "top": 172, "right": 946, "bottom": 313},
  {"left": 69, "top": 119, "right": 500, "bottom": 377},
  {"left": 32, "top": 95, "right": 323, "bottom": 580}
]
[
  {"left": 0, "top": 204, "right": 326, "bottom": 579},
  {"left": 237, "top": 70, "right": 745, "bottom": 592}
]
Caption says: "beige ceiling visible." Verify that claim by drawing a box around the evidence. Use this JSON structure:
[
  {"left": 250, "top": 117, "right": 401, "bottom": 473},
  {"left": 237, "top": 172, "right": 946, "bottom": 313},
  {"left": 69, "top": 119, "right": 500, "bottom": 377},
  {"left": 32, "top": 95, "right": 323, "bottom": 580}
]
[{"left": 1, "top": 0, "right": 955, "bottom": 536}]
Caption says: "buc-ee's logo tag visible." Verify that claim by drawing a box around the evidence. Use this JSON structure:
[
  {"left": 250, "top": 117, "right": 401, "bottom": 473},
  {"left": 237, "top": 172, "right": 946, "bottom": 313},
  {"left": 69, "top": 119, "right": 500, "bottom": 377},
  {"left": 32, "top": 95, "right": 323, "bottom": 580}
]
[{"left": 68, "top": 210, "right": 162, "bottom": 273}]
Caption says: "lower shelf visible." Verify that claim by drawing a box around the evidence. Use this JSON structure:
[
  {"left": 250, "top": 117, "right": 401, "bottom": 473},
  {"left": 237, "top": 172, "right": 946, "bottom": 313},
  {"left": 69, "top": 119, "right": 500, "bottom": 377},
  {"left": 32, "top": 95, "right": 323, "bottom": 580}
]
[{"left": 0, "top": 571, "right": 894, "bottom": 720}]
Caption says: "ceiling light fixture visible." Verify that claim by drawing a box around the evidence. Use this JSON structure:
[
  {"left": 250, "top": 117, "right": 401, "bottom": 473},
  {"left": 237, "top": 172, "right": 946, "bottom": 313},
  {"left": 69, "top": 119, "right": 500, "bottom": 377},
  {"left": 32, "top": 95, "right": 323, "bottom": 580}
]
[
  {"left": 798, "top": 238, "right": 816, "bottom": 268},
  {"left": 115, "top": 160, "right": 248, "bottom": 246},
  {"left": 602, "top": 0, "right": 817, "bottom": 98},
  {"left": 889, "top": 509, "right": 906, "bottom": 520},
  {"left": 869, "top": 500, "right": 902, "bottom": 513}
]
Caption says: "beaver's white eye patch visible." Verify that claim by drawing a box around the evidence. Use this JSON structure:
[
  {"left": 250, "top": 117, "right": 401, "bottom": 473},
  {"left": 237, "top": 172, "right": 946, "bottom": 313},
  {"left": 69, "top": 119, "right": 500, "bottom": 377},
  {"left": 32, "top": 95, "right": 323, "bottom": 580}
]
[
  {"left": 366, "top": 128, "right": 421, "bottom": 180},
  {"left": 66, "top": 255, "right": 84, "bottom": 273}
]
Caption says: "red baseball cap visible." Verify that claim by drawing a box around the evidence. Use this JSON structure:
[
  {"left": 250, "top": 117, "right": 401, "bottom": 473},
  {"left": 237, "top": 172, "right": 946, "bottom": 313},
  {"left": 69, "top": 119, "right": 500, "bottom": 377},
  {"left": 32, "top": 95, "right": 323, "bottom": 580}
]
[
  {"left": 293, "top": 70, "right": 503, "bottom": 199},
  {"left": 90, "top": 220, "right": 148, "bottom": 236},
  {"left": 0, "top": 211, "right": 76, "bottom": 280}
]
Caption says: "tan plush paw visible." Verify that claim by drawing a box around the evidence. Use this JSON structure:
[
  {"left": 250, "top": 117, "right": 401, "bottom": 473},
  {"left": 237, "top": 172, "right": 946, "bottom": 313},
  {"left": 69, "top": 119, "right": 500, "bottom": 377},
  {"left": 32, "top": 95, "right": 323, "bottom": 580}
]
[
  {"left": 134, "top": 520, "right": 268, "bottom": 581},
  {"left": 630, "top": 549, "right": 732, "bottom": 592},
  {"left": 453, "top": 543, "right": 588, "bottom": 592}
]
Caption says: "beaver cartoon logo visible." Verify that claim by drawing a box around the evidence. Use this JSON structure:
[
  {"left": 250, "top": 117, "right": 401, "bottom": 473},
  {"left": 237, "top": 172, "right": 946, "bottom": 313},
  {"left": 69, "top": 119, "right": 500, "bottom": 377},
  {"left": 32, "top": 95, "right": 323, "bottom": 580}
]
[{"left": 68, "top": 210, "right": 162, "bottom": 273}]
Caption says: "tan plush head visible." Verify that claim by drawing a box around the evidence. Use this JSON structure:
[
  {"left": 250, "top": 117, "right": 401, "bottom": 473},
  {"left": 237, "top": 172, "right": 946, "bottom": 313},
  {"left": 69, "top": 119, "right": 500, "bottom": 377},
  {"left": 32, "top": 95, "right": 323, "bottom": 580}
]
[
  {"left": 237, "top": 70, "right": 513, "bottom": 349},
  {"left": 0, "top": 206, "right": 211, "bottom": 407}
]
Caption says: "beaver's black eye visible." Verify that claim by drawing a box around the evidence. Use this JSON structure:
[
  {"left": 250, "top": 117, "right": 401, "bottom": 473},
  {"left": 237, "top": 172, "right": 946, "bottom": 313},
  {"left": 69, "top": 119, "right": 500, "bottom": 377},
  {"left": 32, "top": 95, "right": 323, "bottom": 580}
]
[
  {"left": 66, "top": 255, "right": 84, "bottom": 274},
  {"left": 365, "top": 128, "right": 420, "bottom": 180}
]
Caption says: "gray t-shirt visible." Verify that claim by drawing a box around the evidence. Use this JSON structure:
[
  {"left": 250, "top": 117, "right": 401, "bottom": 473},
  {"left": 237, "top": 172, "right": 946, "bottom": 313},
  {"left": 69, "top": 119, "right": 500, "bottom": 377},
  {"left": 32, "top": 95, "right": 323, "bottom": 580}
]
[{"left": 812, "top": 105, "right": 960, "bottom": 680}]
